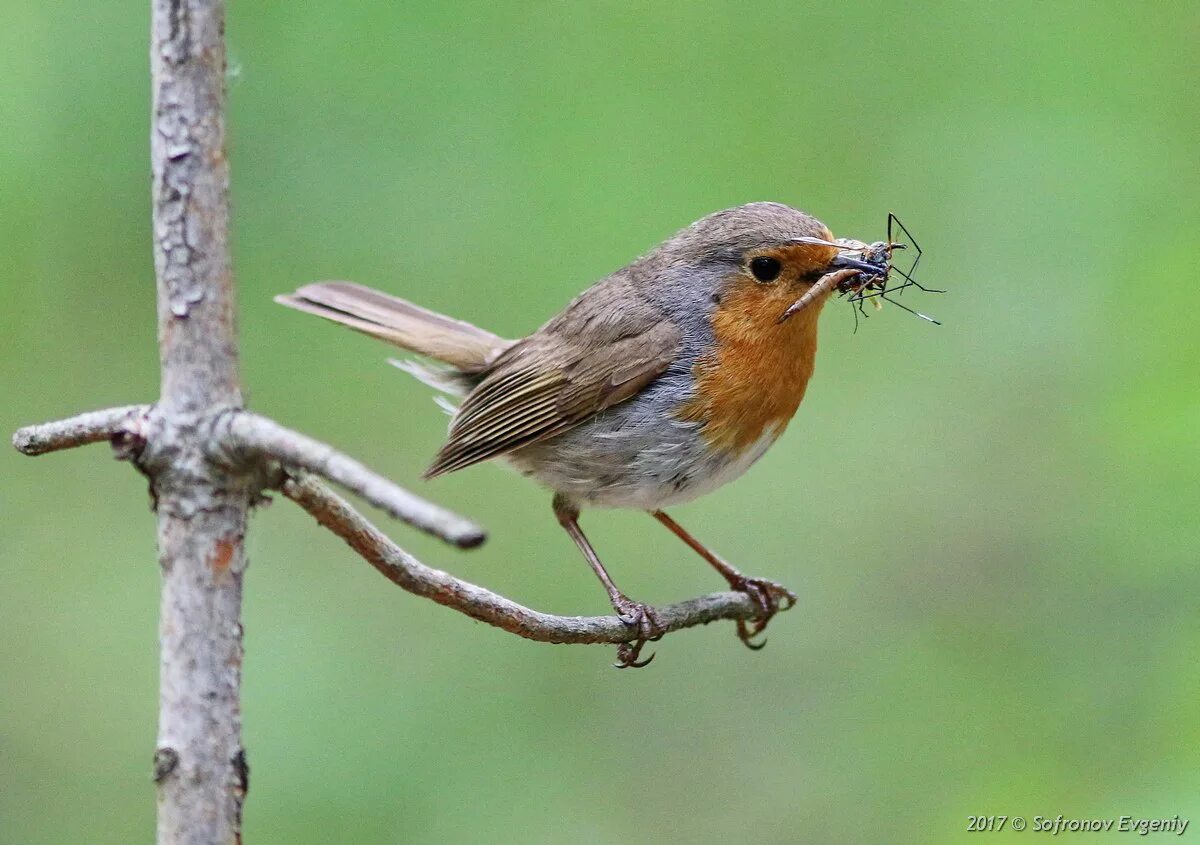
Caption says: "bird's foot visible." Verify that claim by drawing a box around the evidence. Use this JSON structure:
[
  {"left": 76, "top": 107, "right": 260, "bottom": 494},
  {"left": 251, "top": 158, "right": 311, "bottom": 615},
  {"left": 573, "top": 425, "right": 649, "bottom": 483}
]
[
  {"left": 611, "top": 596, "right": 666, "bottom": 669},
  {"left": 727, "top": 576, "right": 796, "bottom": 650}
]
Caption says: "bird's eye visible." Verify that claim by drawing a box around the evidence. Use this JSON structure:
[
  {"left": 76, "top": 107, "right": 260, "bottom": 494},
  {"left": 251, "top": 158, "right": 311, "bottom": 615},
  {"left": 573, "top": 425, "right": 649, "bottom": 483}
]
[{"left": 749, "top": 256, "right": 781, "bottom": 283}]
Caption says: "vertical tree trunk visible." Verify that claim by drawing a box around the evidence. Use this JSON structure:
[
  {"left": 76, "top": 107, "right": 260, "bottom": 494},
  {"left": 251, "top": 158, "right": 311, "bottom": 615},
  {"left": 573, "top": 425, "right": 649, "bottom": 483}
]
[{"left": 148, "top": 1, "right": 248, "bottom": 842}]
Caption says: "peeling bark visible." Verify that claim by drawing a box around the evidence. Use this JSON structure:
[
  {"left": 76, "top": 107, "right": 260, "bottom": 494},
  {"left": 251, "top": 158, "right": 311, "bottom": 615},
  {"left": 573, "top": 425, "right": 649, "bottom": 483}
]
[{"left": 150, "top": 1, "right": 247, "bottom": 842}]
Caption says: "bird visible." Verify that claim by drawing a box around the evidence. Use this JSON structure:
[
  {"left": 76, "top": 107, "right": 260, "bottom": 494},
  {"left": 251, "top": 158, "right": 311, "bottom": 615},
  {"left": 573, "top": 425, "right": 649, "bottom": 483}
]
[{"left": 277, "top": 202, "right": 887, "bottom": 666}]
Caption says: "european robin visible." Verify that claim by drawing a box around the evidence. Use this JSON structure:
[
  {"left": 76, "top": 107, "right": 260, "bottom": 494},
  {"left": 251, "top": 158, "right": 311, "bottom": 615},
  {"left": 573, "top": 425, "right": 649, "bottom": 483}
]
[{"left": 277, "top": 202, "right": 897, "bottom": 666}]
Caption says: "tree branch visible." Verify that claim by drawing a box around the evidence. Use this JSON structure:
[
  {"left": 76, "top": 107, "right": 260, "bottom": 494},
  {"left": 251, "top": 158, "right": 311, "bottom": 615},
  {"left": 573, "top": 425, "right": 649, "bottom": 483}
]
[
  {"left": 14, "top": 401, "right": 776, "bottom": 654},
  {"left": 150, "top": 1, "right": 247, "bottom": 842},
  {"left": 277, "top": 471, "right": 765, "bottom": 646},
  {"left": 12, "top": 405, "right": 149, "bottom": 456},
  {"left": 14, "top": 395, "right": 771, "bottom": 650},
  {"left": 226, "top": 411, "right": 486, "bottom": 549}
]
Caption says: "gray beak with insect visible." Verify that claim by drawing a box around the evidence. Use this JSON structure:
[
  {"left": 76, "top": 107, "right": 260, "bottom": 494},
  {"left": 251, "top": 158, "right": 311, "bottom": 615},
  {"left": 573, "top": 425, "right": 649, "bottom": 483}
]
[{"left": 779, "top": 214, "right": 942, "bottom": 325}]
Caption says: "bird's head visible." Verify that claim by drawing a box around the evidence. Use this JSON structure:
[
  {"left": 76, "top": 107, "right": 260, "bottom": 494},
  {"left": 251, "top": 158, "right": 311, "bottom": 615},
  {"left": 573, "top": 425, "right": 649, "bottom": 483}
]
[{"left": 642, "top": 202, "right": 887, "bottom": 333}]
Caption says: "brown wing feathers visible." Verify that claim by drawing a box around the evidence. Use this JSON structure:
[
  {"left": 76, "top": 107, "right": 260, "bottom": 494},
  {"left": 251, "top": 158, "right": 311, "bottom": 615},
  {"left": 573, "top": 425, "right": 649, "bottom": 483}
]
[{"left": 425, "top": 279, "right": 680, "bottom": 478}]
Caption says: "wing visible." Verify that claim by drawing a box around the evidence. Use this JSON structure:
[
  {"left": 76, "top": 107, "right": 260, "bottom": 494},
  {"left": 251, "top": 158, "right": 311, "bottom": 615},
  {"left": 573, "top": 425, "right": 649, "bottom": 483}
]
[{"left": 424, "top": 274, "right": 680, "bottom": 478}]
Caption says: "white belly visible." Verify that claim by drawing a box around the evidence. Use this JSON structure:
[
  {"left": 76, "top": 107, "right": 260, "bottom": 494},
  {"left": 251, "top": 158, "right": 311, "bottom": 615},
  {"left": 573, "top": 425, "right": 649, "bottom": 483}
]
[{"left": 507, "top": 417, "right": 783, "bottom": 510}]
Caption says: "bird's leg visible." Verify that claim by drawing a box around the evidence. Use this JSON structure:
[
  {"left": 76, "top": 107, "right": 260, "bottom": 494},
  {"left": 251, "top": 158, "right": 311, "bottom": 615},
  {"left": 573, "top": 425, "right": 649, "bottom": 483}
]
[
  {"left": 651, "top": 510, "right": 796, "bottom": 649},
  {"left": 553, "top": 494, "right": 664, "bottom": 668}
]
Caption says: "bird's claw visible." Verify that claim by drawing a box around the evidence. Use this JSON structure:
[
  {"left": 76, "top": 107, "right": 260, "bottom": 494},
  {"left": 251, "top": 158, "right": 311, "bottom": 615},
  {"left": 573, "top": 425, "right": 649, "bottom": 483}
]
[
  {"left": 728, "top": 576, "right": 796, "bottom": 650},
  {"left": 612, "top": 596, "right": 665, "bottom": 669}
]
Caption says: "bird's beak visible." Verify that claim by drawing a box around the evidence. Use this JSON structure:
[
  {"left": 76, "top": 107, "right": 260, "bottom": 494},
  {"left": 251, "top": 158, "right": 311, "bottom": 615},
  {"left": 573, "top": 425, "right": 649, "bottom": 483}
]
[{"left": 829, "top": 252, "right": 883, "bottom": 275}]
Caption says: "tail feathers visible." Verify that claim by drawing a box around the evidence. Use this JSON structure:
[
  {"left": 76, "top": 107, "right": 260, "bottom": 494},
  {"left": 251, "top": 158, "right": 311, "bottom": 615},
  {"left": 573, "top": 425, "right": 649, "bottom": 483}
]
[
  {"left": 388, "top": 357, "right": 476, "bottom": 398},
  {"left": 275, "top": 281, "right": 512, "bottom": 371}
]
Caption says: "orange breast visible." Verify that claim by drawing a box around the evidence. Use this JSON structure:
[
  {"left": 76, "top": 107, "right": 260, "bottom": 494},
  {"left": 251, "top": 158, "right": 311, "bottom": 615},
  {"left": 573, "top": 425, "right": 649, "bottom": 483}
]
[{"left": 677, "top": 272, "right": 830, "bottom": 453}]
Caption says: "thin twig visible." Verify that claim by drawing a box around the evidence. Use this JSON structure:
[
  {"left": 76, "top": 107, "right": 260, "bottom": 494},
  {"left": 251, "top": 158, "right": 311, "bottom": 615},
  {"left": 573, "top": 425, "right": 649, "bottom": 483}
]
[
  {"left": 12, "top": 405, "right": 150, "bottom": 456},
  {"left": 227, "top": 411, "right": 485, "bottom": 549},
  {"left": 278, "top": 471, "right": 765, "bottom": 645}
]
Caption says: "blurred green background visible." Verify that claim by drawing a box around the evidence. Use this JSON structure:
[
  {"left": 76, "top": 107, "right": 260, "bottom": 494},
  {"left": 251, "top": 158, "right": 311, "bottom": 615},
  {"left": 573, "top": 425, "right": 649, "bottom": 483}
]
[{"left": 3, "top": 2, "right": 1198, "bottom": 842}]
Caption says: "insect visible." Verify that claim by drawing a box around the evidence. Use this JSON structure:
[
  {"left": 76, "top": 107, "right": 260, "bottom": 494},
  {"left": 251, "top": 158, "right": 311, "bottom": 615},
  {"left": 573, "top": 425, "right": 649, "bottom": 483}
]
[{"left": 779, "top": 213, "right": 943, "bottom": 326}]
